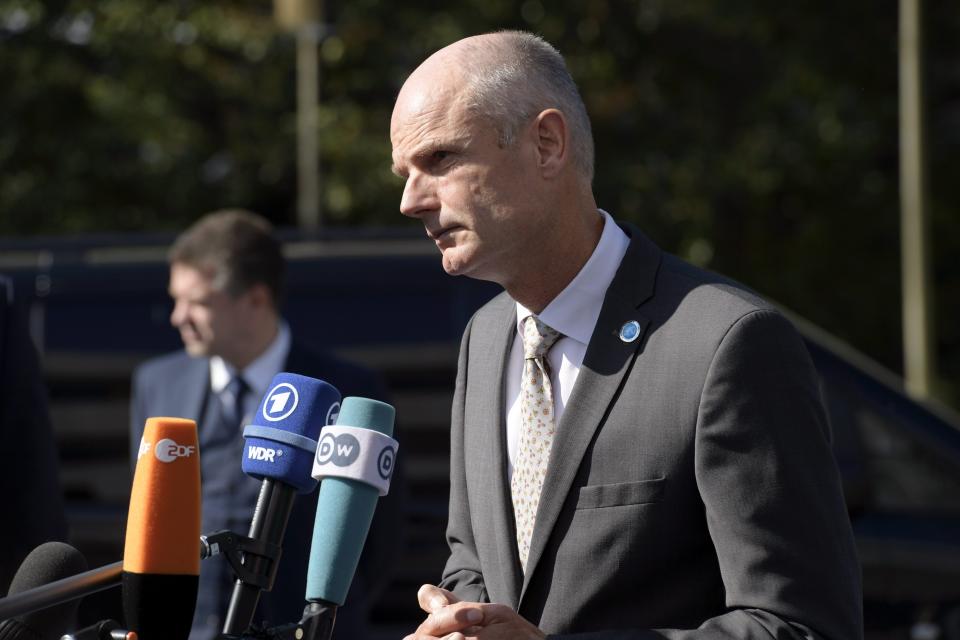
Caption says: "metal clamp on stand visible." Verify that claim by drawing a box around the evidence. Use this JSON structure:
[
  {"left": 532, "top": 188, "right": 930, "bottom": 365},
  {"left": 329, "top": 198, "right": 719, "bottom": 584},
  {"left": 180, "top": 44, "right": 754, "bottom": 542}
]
[
  {"left": 215, "top": 601, "right": 337, "bottom": 640},
  {"left": 60, "top": 618, "right": 137, "bottom": 640},
  {"left": 293, "top": 602, "right": 337, "bottom": 640},
  {"left": 200, "top": 530, "right": 283, "bottom": 591}
]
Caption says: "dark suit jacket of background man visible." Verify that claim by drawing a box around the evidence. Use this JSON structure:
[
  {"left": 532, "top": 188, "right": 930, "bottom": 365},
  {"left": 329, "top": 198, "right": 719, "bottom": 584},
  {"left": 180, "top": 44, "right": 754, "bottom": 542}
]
[
  {"left": 130, "top": 339, "right": 400, "bottom": 634},
  {"left": 0, "top": 275, "right": 68, "bottom": 594},
  {"left": 440, "top": 222, "right": 862, "bottom": 640}
]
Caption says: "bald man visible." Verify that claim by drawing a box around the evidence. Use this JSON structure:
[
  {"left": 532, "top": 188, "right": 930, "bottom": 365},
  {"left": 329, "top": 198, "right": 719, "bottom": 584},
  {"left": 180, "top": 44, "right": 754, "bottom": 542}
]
[{"left": 392, "top": 31, "right": 861, "bottom": 640}]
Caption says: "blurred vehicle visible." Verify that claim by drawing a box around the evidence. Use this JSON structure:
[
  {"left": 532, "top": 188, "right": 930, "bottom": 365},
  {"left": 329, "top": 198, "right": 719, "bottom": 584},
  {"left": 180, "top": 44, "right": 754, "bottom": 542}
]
[
  {"left": 3, "top": 231, "right": 959, "bottom": 639},
  {"left": 800, "top": 317, "right": 960, "bottom": 640}
]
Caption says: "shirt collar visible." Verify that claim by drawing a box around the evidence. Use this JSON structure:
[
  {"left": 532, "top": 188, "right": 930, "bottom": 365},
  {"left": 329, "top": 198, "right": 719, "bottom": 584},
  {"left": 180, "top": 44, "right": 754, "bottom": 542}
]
[
  {"left": 210, "top": 320, "right": 292, "bottom": 396},
  {"left": 516, "top": 209, "right": 630, "bottom": 345}
]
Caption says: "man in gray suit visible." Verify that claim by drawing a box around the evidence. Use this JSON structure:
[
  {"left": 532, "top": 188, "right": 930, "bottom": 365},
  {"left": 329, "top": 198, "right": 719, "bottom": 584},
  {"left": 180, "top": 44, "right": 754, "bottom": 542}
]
[{"left": 392, "top": 32, "right": 861, "bottom": 640}]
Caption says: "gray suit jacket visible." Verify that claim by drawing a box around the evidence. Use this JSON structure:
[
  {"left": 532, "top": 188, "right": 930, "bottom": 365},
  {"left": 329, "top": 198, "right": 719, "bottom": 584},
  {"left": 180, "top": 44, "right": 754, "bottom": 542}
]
[{"left": 438, "top": 224, "right": 862, "bottom": 639}]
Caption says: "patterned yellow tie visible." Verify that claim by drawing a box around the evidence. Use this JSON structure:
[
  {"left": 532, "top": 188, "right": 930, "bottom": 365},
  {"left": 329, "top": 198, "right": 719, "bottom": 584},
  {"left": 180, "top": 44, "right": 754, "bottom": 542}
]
[{"left": 512, "top": 315, "right": 562, "bottom": 571}]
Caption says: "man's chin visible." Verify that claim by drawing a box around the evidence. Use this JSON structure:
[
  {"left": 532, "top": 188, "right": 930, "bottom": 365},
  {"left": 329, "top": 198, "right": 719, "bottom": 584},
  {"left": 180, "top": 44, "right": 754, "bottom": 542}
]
[
  {"left": 440, "top": 247, "right": 477, "bottom": 277},
  {"left": 441, "top": 257, "right": 471, "bottom": 277},
  {"left": 440, "top": 261, "right": 465, "bottom": 277},
  {"left": 182, "top": 342, "right": 210, "bottom": 357}
]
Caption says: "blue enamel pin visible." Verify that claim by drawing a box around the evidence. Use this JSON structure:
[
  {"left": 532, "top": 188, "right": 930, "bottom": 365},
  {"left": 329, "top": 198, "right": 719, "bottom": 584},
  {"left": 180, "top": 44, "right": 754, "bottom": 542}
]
[{"left": 619, "top": 320, "right": 641, "bottom": 343}]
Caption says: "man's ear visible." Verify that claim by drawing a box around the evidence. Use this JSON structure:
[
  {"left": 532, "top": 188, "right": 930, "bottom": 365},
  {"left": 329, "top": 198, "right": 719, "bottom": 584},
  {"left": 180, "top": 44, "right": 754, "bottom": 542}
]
[
  {"left": 533, "top": 109, "right": 569, "bottom": 179},
  {"left": 245, "top": 283, "right": 273, "bottom": 310}
]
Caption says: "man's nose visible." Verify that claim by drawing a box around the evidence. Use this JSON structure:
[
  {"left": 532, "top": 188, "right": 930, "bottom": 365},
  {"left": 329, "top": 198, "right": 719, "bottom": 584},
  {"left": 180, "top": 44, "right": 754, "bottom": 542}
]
[
  {"left": 399, "top": 172, "right": 439, "bottom": 218},
  {"left": 169, "top": 300, "right": 186, "bottom": 327}
]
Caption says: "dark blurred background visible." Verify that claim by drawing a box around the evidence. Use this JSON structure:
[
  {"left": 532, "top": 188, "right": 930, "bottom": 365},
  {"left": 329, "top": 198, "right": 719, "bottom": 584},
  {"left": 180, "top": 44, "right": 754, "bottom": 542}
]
[
  {"left": 2, "top": 0, "right": 958, "bottom": 403},
  {"left": 1, "top": 1, "right": 959, "bottom": 638}
]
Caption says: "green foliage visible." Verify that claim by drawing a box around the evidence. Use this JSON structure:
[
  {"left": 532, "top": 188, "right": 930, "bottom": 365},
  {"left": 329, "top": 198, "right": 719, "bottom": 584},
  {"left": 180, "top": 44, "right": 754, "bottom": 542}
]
[
  {"left": 0, "top": 0, "right": 958, "bottom": 404},
  {"left": 0, "top": 0, "right": 295, "bottom": 231}
]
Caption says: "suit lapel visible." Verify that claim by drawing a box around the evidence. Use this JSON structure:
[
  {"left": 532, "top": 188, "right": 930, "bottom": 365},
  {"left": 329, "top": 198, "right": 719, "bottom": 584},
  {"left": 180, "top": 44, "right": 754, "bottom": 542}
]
[
  {"left": 520, "top": 225, "right": 662, "bottom": 599},
  {"left": 492, "top": 298, "right": 523, "bottom": 607},
  {"left": 175, "top": 356, "right": 211, "bottom": 440},
  {"left": 476, "top": 297, "right": 525, "bottom": 608},
  {"left": 178, "top": 355, "right": 210, "bottom": 423}
]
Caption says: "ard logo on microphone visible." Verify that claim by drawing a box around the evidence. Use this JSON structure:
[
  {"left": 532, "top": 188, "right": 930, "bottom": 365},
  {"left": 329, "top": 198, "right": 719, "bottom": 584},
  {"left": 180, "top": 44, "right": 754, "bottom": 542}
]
[
  {"left": 326, "top": 401, "right": 341, "bottom": 426},
  {"left": 263, "top": 382, "right": 299, "bottom": 422}
]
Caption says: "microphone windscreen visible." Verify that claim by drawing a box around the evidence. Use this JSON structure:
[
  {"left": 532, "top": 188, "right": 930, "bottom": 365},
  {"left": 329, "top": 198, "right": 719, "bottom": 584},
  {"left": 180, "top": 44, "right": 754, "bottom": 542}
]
[
  {"left": 122, "top": 417, "right": 200, "bottom": 639},
  {"left": 0, "top": 541, "right": 87, "bottom": 640},
  {"left": 243, "top": 373, "right": 341, "bottom": 493},
  {"left": 306, "top": 397, "right": 395, "bottom": 605}
]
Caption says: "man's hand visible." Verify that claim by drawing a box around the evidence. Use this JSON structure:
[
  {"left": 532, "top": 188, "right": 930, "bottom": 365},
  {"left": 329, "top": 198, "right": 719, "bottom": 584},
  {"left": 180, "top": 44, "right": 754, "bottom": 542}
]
[
  {"left": 403, "top": 584, "right": 546, "bottom": 640},
  {"left": 417, "top": 584, "right": 461, "bottom": 613}
]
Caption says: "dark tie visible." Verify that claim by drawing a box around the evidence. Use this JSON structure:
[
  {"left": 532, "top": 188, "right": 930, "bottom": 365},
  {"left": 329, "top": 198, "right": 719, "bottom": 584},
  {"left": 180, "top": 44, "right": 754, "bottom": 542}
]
[
  {"left": 202, "top": 375, "right": 249, "bottom": 451},
  {"left": 193, "top": 374, "right": 250, "bottom": 638},
  {"left": 223, "top": 375, "right": 249, "bottom": 431}
]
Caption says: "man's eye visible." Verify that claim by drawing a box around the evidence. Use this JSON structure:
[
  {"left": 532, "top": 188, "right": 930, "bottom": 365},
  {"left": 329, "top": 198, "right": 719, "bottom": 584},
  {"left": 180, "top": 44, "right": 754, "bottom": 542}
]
[{"left": 432, "top": 150, "right": 450, "bottom": 161}]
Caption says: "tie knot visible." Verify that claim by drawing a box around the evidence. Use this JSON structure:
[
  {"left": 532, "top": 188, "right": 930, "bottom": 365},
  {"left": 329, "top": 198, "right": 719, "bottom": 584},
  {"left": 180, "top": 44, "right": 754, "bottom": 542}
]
[
  {"left": 521, "top": 315, "right": 561, "bottom": 359},
  {"left": 226, "top": 375, "right": 248, "bottom": 398},
  {"left": 224, "top": 375, "right": 249, "bottom": 411}
]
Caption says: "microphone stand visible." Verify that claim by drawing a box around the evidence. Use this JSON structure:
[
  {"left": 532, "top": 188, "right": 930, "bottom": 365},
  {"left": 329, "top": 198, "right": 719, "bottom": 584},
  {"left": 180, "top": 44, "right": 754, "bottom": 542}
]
[
  {"left": 292, "top": 602, "right": 337, "bottom": 640},
  {"left": 0, "top": 562, "right": 122, "bottom": 620},
  {"left": 216, "top": 601, "right": 337, "bottom": 640},
  {"left": 61, "top": 619, "right": 137, "bottom": 640},
  {"left": 0, "top": 522, "right": 293, "bottom": 636},
  {"left": 202, "top": 479, "right": 296, "bottom": 636}
]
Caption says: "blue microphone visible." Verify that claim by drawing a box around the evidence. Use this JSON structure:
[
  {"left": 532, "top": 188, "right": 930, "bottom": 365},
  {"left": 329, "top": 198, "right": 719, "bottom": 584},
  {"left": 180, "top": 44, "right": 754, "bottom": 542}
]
[
  {"left": 221, "top": 373, "right": 341, "bottom": 636},
  {"left": 242, "top": 374, "right": 341, "bottom": 493}
]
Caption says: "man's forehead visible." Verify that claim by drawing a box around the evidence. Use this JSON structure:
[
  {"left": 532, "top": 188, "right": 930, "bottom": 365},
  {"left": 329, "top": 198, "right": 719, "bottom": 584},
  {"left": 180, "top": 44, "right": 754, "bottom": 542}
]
[
  {"left": 391, "top": 33, "right": 505, "bottom": 127},
  {"left": 392, "top": 78, "right": 460, "bottom": 130},
  {"left": 391, "top": 86, "right": 473, "bottom": 165},
  {"left": 169, "top": 262, "right": 219, "bottom": 293}
]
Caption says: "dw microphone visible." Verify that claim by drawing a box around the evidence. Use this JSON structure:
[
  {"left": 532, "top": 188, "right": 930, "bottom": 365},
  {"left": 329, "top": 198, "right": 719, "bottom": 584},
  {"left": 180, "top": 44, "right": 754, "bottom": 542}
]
[{"left": 298, "top": 396, "right": 398, "bottom": 639}]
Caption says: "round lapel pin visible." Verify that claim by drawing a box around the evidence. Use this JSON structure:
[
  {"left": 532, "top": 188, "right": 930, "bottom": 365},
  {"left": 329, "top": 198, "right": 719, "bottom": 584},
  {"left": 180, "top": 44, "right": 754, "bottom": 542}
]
[{"left": 619, "top": 320, "right": 641, "bottom": 343}]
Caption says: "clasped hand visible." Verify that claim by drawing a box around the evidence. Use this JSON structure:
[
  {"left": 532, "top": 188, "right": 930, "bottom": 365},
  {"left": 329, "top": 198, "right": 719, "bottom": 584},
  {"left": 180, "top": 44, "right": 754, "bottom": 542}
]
[{"left": 402, "top": 584, "right": 546, "bottom": 640}]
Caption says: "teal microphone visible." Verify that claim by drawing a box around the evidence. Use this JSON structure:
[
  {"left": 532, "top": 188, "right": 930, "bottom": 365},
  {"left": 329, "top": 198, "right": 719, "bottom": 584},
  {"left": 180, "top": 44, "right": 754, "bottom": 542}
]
[{"left": 299, "top": 397, "right": 396, "bottom": 637}]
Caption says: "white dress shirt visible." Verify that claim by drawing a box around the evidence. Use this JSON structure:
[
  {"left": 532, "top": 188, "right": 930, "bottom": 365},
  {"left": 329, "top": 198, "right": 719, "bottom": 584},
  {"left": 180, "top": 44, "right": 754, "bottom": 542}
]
[
  {"left": 210, "top": 320, "right": 292, "bottom": 421},
  {"left": 506, "top": 210, "right": 630, "bottom": 477}
]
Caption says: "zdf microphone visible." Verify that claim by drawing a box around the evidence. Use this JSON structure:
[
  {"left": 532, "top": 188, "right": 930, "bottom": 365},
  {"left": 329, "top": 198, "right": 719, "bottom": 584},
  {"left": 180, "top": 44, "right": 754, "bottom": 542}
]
[{"left": 122, "top": 418, "right": 200, "bottom": 640}]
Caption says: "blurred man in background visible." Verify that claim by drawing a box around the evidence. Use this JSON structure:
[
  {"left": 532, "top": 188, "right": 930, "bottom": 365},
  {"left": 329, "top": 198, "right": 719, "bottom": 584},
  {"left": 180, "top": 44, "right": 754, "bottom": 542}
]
[{"left": 130, "top": 209, "right": 399, "bottom": 638}]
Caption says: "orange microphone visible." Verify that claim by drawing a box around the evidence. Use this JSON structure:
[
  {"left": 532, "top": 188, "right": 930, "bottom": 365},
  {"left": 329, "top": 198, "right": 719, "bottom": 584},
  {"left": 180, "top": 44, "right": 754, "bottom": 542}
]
[{"left": 122, "top": 418, "right": 201, "bottom": 639}]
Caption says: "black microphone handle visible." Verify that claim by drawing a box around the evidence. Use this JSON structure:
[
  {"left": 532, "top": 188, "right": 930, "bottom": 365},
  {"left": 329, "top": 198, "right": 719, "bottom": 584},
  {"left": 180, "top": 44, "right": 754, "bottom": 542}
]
[
  {"left": 60, "top": 619, "right": 134, "bottom": 640},
  {"left": 0, "top": 562, "right": 122, "bottom": 620},
  {"left": 214, "top": 601, "right": 336, "bottom": 640},
  {"left": 297, "top": 601, "right": 337, "bottom": 640},
  {"left": 222, "top": 478, "right": 297, "bottom": 635}
]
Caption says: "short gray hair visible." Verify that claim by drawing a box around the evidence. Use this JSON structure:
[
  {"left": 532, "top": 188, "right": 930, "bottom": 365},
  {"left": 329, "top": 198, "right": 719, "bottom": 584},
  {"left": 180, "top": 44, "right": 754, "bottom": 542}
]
[{"left": 459, "top": 31, "right": 594, "bottom": 182}]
